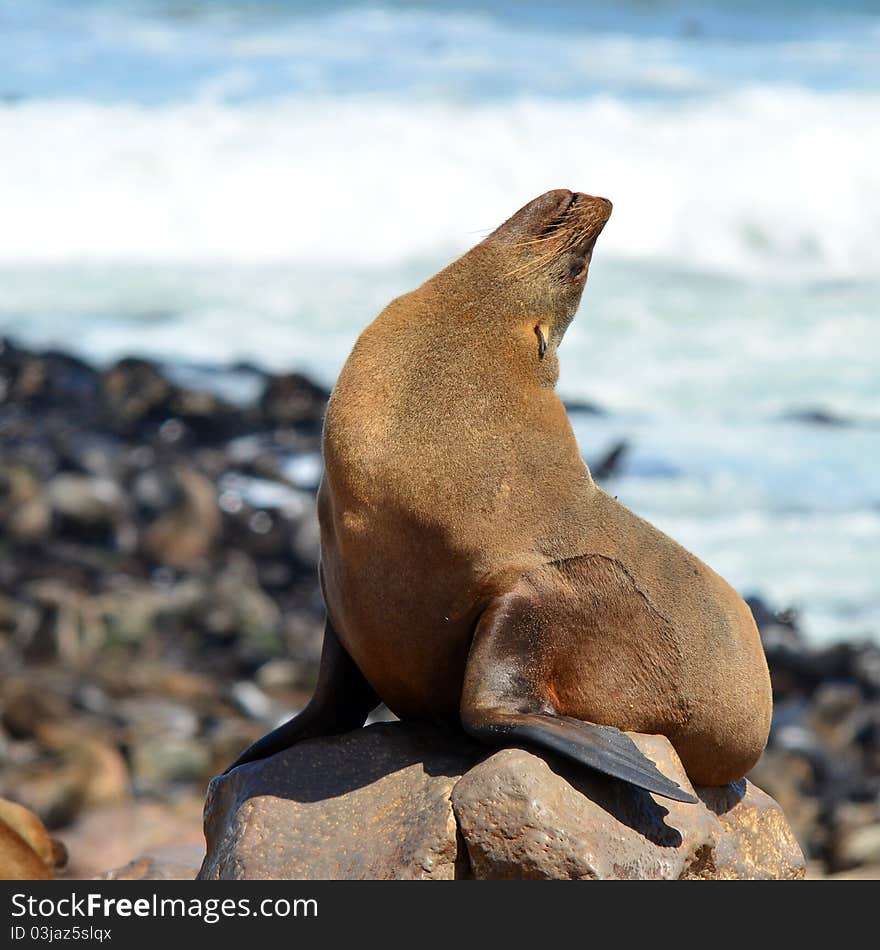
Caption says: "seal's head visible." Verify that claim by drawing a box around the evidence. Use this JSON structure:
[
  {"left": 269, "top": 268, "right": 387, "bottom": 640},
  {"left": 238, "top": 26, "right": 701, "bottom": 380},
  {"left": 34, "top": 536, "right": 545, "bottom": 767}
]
[
  {"left": 430, "top": 189, "right": 611, "bottom": 374},
  {"left": 489, "top": 188, "right": 611, "bottom": 324}
]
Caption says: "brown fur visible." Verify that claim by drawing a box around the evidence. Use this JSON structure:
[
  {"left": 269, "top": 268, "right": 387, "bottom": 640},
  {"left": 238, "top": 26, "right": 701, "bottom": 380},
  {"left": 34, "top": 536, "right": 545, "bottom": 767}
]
[
  {"left": 0, "top": 800, "right": 56, "bottom": 880},
  {"left": 319, "top": 189, "right": 771, "bottom": 787}
]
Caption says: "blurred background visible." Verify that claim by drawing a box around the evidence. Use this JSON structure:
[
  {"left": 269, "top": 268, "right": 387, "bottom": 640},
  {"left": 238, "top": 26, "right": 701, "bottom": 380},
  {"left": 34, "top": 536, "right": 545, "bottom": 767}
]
[{"left": 0, "top": 0, "right": 878, "bottom": 879}]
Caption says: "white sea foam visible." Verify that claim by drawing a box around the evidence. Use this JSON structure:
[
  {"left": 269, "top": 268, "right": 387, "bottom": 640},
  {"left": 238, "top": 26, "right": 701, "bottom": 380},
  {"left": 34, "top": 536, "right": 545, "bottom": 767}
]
[{"left": 2, "top": 87, "right": 879, "bottom": 278}]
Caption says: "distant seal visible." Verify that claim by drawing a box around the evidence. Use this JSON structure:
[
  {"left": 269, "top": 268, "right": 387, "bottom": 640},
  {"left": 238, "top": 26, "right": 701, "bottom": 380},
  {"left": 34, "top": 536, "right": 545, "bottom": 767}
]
[
  {"left": 228, "top": 189, "right": 772, "bottom": 799},
  {"left": 0, "top": 799, "right": 60, "bottom": 880}
]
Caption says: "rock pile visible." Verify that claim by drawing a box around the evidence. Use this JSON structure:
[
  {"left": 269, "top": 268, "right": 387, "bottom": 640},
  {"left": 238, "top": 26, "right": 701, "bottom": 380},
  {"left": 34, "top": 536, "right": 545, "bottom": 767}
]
[
  {"left": 199, "top": 722, "right": 805, "bottom": 880},
  {"left": 748, "top": 596, "right": 880, "bottom": 875},
  {"left": 0, "top": 338, "right": 330, "bottom": 871}
]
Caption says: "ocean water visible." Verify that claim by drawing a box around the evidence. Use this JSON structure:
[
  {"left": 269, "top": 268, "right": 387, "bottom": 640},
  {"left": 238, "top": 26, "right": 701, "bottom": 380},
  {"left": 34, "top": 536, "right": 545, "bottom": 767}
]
[{"left": 1, "top": 1, "right": 878, "bottom": 643}]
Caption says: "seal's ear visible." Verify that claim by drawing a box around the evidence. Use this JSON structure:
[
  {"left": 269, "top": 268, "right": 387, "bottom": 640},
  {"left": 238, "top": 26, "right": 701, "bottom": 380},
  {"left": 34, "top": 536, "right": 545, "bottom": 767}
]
[{"left": 535, "top": 325, "right": 548, "bottom": 359}]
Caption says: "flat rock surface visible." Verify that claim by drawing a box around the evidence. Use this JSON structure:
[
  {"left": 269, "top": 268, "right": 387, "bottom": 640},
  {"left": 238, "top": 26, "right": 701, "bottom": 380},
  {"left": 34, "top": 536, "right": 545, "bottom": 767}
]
[{"left": 199, "top": 722, "right": 805, "bottom": 881}]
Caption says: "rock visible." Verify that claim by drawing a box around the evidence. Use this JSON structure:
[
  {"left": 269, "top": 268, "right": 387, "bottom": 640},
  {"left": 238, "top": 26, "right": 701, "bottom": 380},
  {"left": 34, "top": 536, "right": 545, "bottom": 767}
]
[
  {"left": 562, "top": 398, "right": 605, "bottom": 416},
  {"left": 58, "top": 798, "right": 205, "bottom": 879},
  {"left": 199, "top": 722, "right": 805, "bottom": 881},
  {"left": 453, "top": 737, "right": 804, "bottom": 880},
  {"left": 101, "top": 357, "right": 246, "bottom": 443},
  {"left": 808, "top": 682, "right": 867, "bottom": 754},
  {"left": 258, "top": 373, "right": 327, "bottom": 432},
  {"left": 591, "top": 439, "right": 630, "bottom": 481},
  {"left": 130, "top": 737, "right": 212, "bottom": 792},
  {"left": 47, "top": 473, "right": 126, "bottom": 548},
  {"left": 0, "top": 341, "right": 100, "bottom": 411},
  {"left": 198, "top": 723, "right": 479, "bottom": 880},
  {"left": 837, "top": 823, "right": 880, "bottom": 869},
  {"left": 0, "top": 464, "right": 50, "bottom": 541},
  {"left": 696, "top": 780, "right": 807, "bottom": 880},
  {"left": 780, "top": 408, "right": 852, "bottom": 428},
  {"left": 452, "top": 742, "right": 712, "bottom": 880},
  {"left": 825, "top": 864, "right": 880, "bottom": 880},
  {"left": 98, "top": 844, "right": 204, "bottom": 881},
  {"left": 254, "top": 658, "right": 302, "bottom": 691},
  {"left": 291, "top": 507, "right": 321, "bottom": 566},
  {"left": 138, "top": 466, "right": 220, "bottom": 568},
  {"left": 827, "top": 803, "right": 880, "bottom": 872},
  {"left": 747, "top": 748, "right": 821, "bottom": 852},
  {"left": 116, "top": 696, "right": 199, "bottom": 739},
  {"left": 229, "top": 681, "right": 278, "bottom": 722}
]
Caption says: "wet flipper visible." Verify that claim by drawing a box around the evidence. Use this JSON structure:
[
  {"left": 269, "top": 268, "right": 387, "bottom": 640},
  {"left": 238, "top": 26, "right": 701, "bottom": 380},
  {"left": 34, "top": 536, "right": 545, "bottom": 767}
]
[
  {"left": 463, "top": 711, "right": 697, "bottom": 803},
  {"left": 460, "top": 585, "right": 698, "bottom": 804},
  {"left": 224, "top": 618, "right": 379, "bottom": 773}
]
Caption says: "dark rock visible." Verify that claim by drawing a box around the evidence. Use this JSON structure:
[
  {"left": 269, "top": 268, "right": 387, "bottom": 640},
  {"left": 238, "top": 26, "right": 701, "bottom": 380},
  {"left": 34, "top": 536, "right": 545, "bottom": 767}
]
[
  {"left": 780, "top": 408, "right": 852, "bottom": 427},
  {"left": 48, "top": 473, "right": 126, "bottom": 544},
  {"left": 746, "top": 594, "right": 800, "bottom": 633},
  {"left": 562, "top": 399, "right": 605, "bottom": 416},
  {"left": 258, "top": 373, "right": 328, "bottom": 432},
  {"left": 0, "top": 340, "right": 100, "bottom": 413},
  {"left": 101, "top": 357, "right": 246, "bottom": 444},
  {"left": 591, "top": 439, "right": 630, "bottom": 481}
]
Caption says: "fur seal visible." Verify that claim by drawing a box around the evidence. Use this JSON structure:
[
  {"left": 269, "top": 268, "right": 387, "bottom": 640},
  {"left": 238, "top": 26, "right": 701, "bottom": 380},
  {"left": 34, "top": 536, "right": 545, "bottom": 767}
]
[
  {"left": 0, "top": 799, "right": 62, "bottom": 880},
  {"left": 228, "top": 189, "right": 772, "bottom": 800}
]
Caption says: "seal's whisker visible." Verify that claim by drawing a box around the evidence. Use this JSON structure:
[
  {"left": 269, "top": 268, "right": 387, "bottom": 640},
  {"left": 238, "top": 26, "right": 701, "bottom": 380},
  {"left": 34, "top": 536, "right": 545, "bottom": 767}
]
[
  {"left": 503, "top": 244, "right": 564, "bottom": 278},
  {"left": 510, "top": 227, "right": 577, "bottom": 249},
  {"left": 505, "top": 232, "right": 581, "bottom": 273},
  {"left": 503, "top": 251, "right": 555, "bottom": 277}
]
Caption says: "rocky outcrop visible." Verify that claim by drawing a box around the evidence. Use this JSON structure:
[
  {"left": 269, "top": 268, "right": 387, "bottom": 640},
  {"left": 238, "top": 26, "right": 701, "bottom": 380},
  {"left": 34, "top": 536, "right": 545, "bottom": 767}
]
[{"left": 199, "top": 722, "right": 805, "bottom": 881}]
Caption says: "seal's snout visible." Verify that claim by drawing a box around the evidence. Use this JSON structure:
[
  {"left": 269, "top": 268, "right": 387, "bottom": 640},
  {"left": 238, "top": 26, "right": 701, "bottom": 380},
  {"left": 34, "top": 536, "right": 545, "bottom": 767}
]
[
  {"left": 489, "top": 189, "right": 613, "bottom": 247},
  {"left": 570, "top": 192, "right": 613, "bottom": 225},
  {"left": 527, "top": 190, "right": 612, "bottom": 240},
  {"left": 586, "top": 194, "right": 613, "bottom": 216}
]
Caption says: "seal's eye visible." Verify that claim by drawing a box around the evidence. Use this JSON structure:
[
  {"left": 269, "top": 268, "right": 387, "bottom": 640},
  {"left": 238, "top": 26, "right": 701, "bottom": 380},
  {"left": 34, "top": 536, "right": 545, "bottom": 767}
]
[{"left": 568, "top": 257, "right": 588, "bottom": 280}]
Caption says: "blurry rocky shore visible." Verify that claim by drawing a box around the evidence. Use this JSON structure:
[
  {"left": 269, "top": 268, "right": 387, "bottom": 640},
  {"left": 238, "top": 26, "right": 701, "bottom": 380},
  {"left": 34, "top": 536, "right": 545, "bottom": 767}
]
[{"left": 1, "top": 338, "right": 878, "bottom": 879}]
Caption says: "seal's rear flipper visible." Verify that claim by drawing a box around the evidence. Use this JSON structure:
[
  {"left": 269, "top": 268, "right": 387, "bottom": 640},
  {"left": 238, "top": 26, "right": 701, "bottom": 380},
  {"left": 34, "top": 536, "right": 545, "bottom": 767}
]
[
  {"left": 223, "top": 619, "right": 379, "bottom": 774},
  {"left": 460, "top": 588, "right": 698, "bottom": 804},
  {"left": 462, "top": 711, "right": 697, "bottom": 803}
]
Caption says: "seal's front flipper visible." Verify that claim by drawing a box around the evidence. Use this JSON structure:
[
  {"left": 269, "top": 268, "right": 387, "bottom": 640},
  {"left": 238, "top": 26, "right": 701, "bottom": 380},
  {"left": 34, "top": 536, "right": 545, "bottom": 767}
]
[
  {"left": 460, "top": 589, "right": 697, "bottom": 804},
  {"left": 224, "top": 619, "right": 379, "bottom": 773}
]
